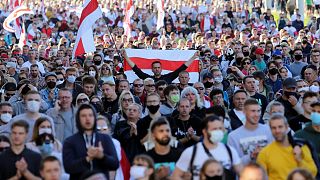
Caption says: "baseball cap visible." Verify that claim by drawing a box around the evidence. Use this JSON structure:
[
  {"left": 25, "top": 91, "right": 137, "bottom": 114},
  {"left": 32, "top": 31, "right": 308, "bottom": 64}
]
[
  {"left": 203, "top": 72, "right": 213, "bottom": 80},
  {"left": 272, "top": 49, "right": 282, "bottom": 56},
  {"left": 283, "top": 77, "right": 297, "bottom": 88},
  {"left": 6, "top": 62, "right": 16, "bottom": 69},
  {"left": 255, "top": 48, "right": 264, "bottom": 55},
  {"left": 3, "top": 82, "right": 17, "bottom": 91},
  {"left": 45, "top": 72, "right": 57, "bottom": 80}
]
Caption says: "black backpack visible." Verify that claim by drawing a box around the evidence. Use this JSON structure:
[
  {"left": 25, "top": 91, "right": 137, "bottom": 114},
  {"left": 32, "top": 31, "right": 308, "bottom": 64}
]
[{"left": 189, "top": 143, "right": 236, "bottom": 180}]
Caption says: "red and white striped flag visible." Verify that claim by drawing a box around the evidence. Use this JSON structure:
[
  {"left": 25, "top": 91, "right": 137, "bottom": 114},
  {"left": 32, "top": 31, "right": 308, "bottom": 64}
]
[
  {"left": 3, "top": 6, "right": 33, "bottom": 33},
  {"left": 124, "top": 49, "right": 199, "bottom": 83},
  {"left": 123, "top": 0, "right": 134, "bottom": 37},
  {"left": 156, "top": 0, "right": 165, "bottom": 30},
  {"left": 72, "top": 0, "right": 102, "bottom": 59}
]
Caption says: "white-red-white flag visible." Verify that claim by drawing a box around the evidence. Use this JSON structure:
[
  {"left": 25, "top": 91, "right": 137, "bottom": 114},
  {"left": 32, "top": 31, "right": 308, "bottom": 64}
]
[
  {"left": 3, "top": 6, "right": 33, "bottom": 33},
  {"left": 123, "top": 0, "right": 134, "bottom": 37},
  {"left": 156, "top": 0, "right": 165, "bottom": 31},
  {"left": 72, "top": 0, "right": 102, "bottom": 59},
  {"left": 124, "top": 49, "right": 199, "bottom": 83},
  {"left": 18, "top": 22, "right": 27, "bottom": 49}
]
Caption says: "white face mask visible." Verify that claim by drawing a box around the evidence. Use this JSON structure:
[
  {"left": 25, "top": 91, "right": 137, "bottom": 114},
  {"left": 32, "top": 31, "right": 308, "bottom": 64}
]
[
  {"left": 56, "top": 80, "right": 64, "bottom": 85},
  {"left": 298, "top": 86, "right": 309, "bottom": 92},
  {"left": 130, "top": 165, "right": 146, "bottom": 179},
  {"left": 89, "top": 71, "right": 96, "bottom": 77},
  {"left": 310, "top": 85, "right": 320, "bottom": 93},
  {"left": 209, "top": 130, "right": 224, "bottom": 143},
  {"left": 39, "top": 128, "right": 52, "bottom": 135},
  {"left": 214, "top": 76, "right": 223, "bottom": 83},
  {"left": 0, "top": 113, "right": 12, "bottom": 123},
  {"left": 27, "top": 100, "right": 41, "bottom": 113}
]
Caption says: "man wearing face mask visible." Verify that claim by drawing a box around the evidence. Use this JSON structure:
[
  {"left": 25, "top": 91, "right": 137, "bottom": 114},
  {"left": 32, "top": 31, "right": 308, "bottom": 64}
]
[
  {"left": 295, "top": 101, "right": 320, "bottom": 161},
  {"left": 9, "top": 91, "right": 54, "bottom": 141},
  {"left": 289, "top": 48, "right": 308, "bottom": 78},
  {"left": 57, "top": 67, "right": 83, "bottom": 104},
  {"left": 228, "top": 99, "right": 273, "bottom": 165},
  {"left": 289, "top": 92, "right": 318, "bottom": 132},
  {"left": 160, "top": 85, "right": 180, "bottom": 116},
  {"left": 146, "top": 117, "right": 182, "bottom": 179},
  {"left": 93, "top": 54, "right": 103, "bottom": 68},
  {"left": 173, "top": 115, "right": 242, "bottom": 180},
  {"left": 276, "top": 77, "right": 304, "bottom": 120},
  {"left": 137, "top": 93, "right": 162, "bottom": 143},
  {"left": 40, "top": 73, "right": 59, "bottom": 108},
  {"left": 0, "top": 102, "right": 13, "bottom": 136}
]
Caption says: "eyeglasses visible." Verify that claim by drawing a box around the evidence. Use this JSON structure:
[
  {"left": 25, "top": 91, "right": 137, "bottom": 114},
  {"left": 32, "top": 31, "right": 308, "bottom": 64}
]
[
  {"left": 102, "top": 67, "right": 110, "bottom": 70},
  {"left": 134, "top": 84, "right": 144, "bottom": 87},
  {"left": 77, "top": 98, "right": 88, "bottom": 103},
  {"left": 244, "top": 62, "right": 251, "bottom": 65},
  {"left": 122, "top": 98, "right": 133, "bottom": 102},
  {"left": 97, "top": 126, "right": 108, "bottom": 131},
  {"left": 145, "top": 84, "right": 155, "bottom": 87},
  {"left": 195, "top": 87, "right": 204, "bottom": 90}
]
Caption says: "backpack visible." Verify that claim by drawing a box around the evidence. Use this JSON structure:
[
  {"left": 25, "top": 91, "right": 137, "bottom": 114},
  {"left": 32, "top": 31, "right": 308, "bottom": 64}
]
[{"left": 189, "top": 143, "right": 236, "bottom": 180}]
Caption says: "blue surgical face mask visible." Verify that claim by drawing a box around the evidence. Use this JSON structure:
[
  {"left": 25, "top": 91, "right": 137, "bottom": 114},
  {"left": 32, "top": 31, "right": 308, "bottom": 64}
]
[
  {"left": 39, "top": 140, "right": 53, "bottom": 156},
  {"left": 67, "top": 75, "right": 76, "bottom": 83},
  {"left": 311, "top": 112, "right": 320, "bottom": 125}
]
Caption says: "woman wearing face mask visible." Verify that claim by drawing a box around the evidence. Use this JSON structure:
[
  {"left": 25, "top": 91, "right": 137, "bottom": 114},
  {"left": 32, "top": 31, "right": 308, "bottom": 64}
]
[
  {"left": 200, "top": 159, "right": 226, "bottom": 180},
  {"left": 87, "top": 65, "right": 100, "bottom": 80},
  {"left": 90, "top": 96, "right": 105, "bottom": 116},
  {"left": 26, "top": 117, "right": 69, "bottom": 179},
  {"left": 130, "top": 154, "right": 156, "bottom": 180},
  {"left": 99, "top": 63, "right": 115, "bottom": 85},
  {"left": 309, "top": 81, "right": 320, "bottom": 94}
]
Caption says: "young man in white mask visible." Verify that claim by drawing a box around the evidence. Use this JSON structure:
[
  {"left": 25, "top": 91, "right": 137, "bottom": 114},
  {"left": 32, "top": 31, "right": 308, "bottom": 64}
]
[
  {"left": 9, "top": 91, "right": 54, "bottom": 141},
  {"left": 0, "top": 102, "right": 14, "bottom": 136},
  {"left": 172, "top": 115, "right": 242, "bottom": 180}
]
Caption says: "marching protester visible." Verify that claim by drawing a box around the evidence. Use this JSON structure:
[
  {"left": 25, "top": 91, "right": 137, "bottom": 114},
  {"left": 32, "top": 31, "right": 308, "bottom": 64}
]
[{"left": 0, "top": 0, "right": 320, "bottom": 179}]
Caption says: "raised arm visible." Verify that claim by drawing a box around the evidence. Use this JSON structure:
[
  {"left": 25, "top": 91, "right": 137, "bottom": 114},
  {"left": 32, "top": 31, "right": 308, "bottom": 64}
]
[
  {"left": 122, "top": 49, "right": 135, "bottom": 68},
  {"left": 184, "top": 51, "right": 198, "bottom": 67}
]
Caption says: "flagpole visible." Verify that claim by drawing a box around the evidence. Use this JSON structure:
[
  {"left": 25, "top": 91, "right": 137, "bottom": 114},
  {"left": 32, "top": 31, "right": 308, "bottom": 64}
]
[{"left": 105, "top": 23, "right": 124, "bottom": 62}]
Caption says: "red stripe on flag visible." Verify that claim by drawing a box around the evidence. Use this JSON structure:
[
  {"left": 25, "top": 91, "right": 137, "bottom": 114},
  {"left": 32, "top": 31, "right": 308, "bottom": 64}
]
[
  {"left": 124, "top": 57, "right": 199, "bottom": 72},
  {"left": 79, "top": 0, "right": 99, "bottom": 27},
  {"left": 75, "top": 38, "right": 85, "bottom": 56}
]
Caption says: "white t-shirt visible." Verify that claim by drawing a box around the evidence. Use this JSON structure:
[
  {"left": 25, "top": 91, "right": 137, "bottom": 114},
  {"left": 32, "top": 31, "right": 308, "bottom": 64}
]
[
  {"left": 22, "top": 60, "right": 46, "bottom": 74},
  {"left": 176, "top": 142, "right": 241, "bottom": 180}
]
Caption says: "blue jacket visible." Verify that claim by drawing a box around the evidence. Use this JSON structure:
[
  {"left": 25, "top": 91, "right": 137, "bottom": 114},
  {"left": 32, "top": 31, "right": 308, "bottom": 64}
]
[{"left": 63, "top": 132, "right": 119, "bottom": 180}]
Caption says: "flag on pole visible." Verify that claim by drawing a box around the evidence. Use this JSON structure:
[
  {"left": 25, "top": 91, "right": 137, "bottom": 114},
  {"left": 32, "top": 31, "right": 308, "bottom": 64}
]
[
  {"left": 72, "top": 0, "right": 102, "bottom": 59},
  {"left": 123, "top": 0, "right": 134, "bottom": 37},
  {"left": 124, "top": 49, "right": 199, "bottom": 83},
  {"left": 3, "top": 6, "right": 34, "bottom": 33},
  {"left": 156, "top": 0, "right": 165, "bottom": 30}
]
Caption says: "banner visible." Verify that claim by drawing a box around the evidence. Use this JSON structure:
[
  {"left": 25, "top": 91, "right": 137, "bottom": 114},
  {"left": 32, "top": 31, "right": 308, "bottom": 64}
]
[{"left": 124, "top": 49, "right": 199, "bottom": 83}]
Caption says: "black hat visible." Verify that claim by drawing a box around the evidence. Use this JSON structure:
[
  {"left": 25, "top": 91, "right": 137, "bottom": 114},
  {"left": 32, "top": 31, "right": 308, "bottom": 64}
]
[
  {"left": 283, "top": 77, "right": 297, "bottom": 88},
  {"left": 3, "top": 82, "right": 16, "bottom": 91}
]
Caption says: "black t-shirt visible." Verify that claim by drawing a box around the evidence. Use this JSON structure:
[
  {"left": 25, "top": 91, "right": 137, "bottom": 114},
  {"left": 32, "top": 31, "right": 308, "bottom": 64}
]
[
  {"left": 289, "top": 114, "right": 311, "bottom": 132},
  {"left": 251, "top": 93, "right": 268, "bottom": 115},
  {"left": 169, "top": 115, "right": 202, "bottom": 148},
  {"left": 0, "top": 147, "right": 41, "bottom": 180},
  {"left": 277, "top": 96, "right": 300, "bottom": 120},
  {"left": 146, "top": 148, "right": 182, "bottom": 174},
  {"left": 102, "top": 96, "right": 119, "bottom": 115}
]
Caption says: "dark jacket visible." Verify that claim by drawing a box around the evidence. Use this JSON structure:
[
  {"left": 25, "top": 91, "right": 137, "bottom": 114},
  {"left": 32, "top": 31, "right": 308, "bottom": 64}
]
[
  {"left": 63, "top": 132, "right": 119, "bottom": 180},
  {"left": 132, "top": 64, "right": 188, "bottom": 84},
  {"left": 295, "top": 124, "right": 320, "bottom": 158}
]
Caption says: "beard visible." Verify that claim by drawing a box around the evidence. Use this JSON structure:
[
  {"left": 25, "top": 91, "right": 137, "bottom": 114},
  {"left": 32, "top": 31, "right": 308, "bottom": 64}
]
[{"left": 155, "top": 137, "right": 170, "bottom": 146}]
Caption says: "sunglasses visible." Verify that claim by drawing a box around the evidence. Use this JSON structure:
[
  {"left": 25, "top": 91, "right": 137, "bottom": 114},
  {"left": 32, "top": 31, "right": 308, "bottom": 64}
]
[
  {"left": 196, "top": 87, "right": 204, "bottom": 90},
  {"left": 77, "top": 98, "right": 88, "bottom": 103},
  {"left": 158, "top": 87, "right": 164, "bottom": 91},
  {"left": 244, "top": 62, "right": 251, "bottom": 65},
  {"left": 134, "top": 84, "right": 144, "bottom": 87},
  {"left": 57, "top": 78, "right": 64, "bottom": 81},
  {"left": 102, "top": 67, "right": 110, "bottom": 70},
  {"left": 145, "top": 84, "right": 155, "bottom": 87},
  {"left": 97, "top": 126, "right": 108, "bottom": 131},
  {"left": 122, "top": 98, "right": 133, "bottom": 102}
]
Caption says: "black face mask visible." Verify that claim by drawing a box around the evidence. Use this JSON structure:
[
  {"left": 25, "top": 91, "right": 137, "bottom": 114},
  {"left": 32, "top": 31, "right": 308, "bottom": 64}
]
[
  {"left": 243, "top": 51, "right": 250, "bottom": 56},
  {"left": 47, "top": 81, "right": 56, "bottom": 89},
  {"left": 226, "top": 55, "right": 233, "bottom": 61},
  {"left": 205, "top": 175, "right": 223, "bottom": 180},
  {"left": 284, "top": 91, "right": 297, "bottom": 98},
  {"left": 147, "top": 104, "right": 160, "bottom": 114},
  {"left": 204, "top": 81, "right": 213, "bottom": 88},
  {"left": 294, "top": 54, "right": 303, "bottom": 60},
  {"left": 302, "top": 40, "right": 308, "bottom": 44},
  {"left": 269, "top": 68, "right": 278, "bottom": 75},
  {"left": 94, "top": 60, "right": 101, "bottom": 66},
  {"left": 236, "top": 57, "right": 243, "bottom": 64}
]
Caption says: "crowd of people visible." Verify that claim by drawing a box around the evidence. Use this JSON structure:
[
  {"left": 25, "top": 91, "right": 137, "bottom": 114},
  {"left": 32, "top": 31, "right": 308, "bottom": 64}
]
[{"left": 0, "top": 0, "right": 320, "bottom": 179}]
